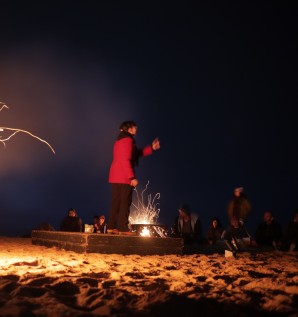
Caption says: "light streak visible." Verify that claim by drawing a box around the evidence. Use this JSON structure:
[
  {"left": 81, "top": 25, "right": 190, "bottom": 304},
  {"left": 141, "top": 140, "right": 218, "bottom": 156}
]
[
  {"left": 152, "top": 225, "right": 168, "bottom": 238},
  {"left": 0, "top": 102, "right": 8, "bottom": 112},
  {"left": 0, "top": 103, "right": 55, "bottom": 154},
  {"left": 129, "top": 181, "right": 160, "bottom": 225}
]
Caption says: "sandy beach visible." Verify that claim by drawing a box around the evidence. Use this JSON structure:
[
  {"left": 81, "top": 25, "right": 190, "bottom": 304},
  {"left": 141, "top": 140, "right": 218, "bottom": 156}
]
[{"left": 0, "top": 236, "right": 297, "bottom": 317}]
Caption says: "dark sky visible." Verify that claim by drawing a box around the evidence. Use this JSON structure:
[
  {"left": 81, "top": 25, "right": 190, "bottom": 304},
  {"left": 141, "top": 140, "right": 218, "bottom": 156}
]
[{"left": 0, "top": 1, "right": 297, "bottom": 237}]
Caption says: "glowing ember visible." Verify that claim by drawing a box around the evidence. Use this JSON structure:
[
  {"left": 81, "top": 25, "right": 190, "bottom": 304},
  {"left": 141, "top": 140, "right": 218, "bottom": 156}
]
[
  {"left": 140, "top": 226, "right": 150, "bottom": 237},
  {"left": 131, "top": 224, "right": 169, "bottom": 238},
  {"left": 0, "top": 103, "right": 55, "bottom": 154}
]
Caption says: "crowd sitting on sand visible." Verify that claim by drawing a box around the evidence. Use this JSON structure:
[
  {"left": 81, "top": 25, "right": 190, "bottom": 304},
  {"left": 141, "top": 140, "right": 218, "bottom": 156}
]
[
  {"left": 36, "top": 186, "right": 297, "bottom": 257},
  {"left": 169, "top": 187, "right": 298, "bottom": 256},
  {"left": 59, "top": 208, "right": 107, "bottom": 234}
]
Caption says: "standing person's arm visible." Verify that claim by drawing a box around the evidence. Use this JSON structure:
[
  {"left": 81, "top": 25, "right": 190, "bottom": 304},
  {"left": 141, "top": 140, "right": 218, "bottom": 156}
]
[
  {"left": 137, "top": 138, "right": 160, "bottom": 157},
  {"left": 132, "top": 138, "right": 160, "bottom": 187}
]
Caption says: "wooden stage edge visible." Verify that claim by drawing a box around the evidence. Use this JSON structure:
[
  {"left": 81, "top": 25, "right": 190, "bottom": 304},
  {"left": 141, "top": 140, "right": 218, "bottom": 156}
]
[{"left": 31, "top": 230, "right": 184, "bottom": 256}]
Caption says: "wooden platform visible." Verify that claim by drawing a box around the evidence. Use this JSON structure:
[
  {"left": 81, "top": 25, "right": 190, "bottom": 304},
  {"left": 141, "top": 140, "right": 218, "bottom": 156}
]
[{"left": 31, "top": 230, "right": 184, "bottom": 255}]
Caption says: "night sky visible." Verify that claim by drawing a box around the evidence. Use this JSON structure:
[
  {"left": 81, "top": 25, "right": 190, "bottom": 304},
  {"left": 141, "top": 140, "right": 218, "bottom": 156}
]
[{"left": 1, "top": 1, "right": 297, "bottom": 237}]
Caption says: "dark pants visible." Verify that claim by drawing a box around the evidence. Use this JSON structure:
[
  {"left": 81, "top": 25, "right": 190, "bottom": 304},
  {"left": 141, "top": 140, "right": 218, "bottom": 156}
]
[{"left": 108, "top": 183, "right": 133, "bottom": 231}]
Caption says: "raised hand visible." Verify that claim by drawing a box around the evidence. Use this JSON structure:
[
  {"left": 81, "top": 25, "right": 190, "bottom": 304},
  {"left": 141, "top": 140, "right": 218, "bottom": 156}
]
[{"left": 152, "top": 138, "right": 160, "bottom": 150}]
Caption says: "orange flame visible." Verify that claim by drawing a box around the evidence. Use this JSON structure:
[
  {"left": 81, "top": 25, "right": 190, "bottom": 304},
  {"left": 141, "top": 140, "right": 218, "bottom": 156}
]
[{"left": 140, "top": 226, "right": 150, "bottom": 237}]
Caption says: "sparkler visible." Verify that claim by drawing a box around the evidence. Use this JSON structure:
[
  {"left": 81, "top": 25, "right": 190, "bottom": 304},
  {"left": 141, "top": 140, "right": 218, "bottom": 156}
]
[{"left": 0, "top": 102, "right": 55, "bottom": 154}]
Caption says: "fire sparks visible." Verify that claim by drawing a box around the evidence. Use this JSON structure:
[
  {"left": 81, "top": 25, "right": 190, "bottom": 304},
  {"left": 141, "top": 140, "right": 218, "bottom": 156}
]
[
  {"left": 128, "top": 182, "right": 169, "bottom": 238},
  {"left": 137, "top": 225, "right": 169, "bottom": 238},
  {"left": 152, "top": 225, "right": 168, "bottom": 238},
  {"left": 0, "top": 103, "right": 55, "bottom": 154},
  {"left": 129, "top": 181, "right": 160, "bottom": 225}
]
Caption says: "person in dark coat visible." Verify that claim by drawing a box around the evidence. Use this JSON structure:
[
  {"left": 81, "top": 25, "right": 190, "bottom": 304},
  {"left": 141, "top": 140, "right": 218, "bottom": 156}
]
[
  {"left": 107, "top": 121, "right": 160, "bottom": 235},
  {"left": 60, "top": 208, "right": 83, "bottom": 232},
  {"left": 227, "top": 187, "right": 251, "bottom": 223},
  {"left": 207, "top": 217, "right": 223, "bottom": 245},
  {"left": 222, "top": 216, "right": 252, "bottom": 256},
  {"left": 171, "top": 203, "right": 202, "bottom": 244},
  {"left": 281, "top": 210, "right": 298, "bottom": 252},
  {"left": 255, "top": 211, "right": 282, "bottom": 250}
]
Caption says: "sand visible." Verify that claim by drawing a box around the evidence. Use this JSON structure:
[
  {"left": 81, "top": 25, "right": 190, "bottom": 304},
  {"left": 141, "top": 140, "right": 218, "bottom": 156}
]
[{"left": 0, "top": 236, "right": 297, "bottom": 317}]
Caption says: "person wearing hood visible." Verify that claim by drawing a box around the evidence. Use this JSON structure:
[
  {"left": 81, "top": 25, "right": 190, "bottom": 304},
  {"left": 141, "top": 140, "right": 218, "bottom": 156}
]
[{"left": 171, "top": 203, "right": 202, "bottom": 244}]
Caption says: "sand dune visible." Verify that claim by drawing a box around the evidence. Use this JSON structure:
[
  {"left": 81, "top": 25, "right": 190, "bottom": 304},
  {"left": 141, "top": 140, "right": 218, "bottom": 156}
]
[{"left": 0, "top": 236, "right": 297, "bottom": 317}]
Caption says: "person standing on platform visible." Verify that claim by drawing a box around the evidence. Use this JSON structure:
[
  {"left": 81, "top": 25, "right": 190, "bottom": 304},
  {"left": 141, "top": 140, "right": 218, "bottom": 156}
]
[{"left": 107, "top": 121, "right": 160, "bottom": 235}]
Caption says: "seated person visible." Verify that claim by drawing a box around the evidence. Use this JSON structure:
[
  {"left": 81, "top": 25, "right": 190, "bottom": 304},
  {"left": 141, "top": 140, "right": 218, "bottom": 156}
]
[
  {"left": 281, "top": 210, "right": 298, "bottom": 252},
  {"left": 34, "top": 223, "right": 55, "bottom": 231},
  {"left": 60, "top": 208, "right": 83, "bottom": 232},
  {"left": 93, "top": 215, "right": 106, "bottom": 233},
  {"left": 255, "top": 211, "right": 282, "bottom": 250},
  {"left": 207, "top": 217, "right": 223, "bottom": 245},
  {"left": 171, "top": 203, "right": 202, "bottom": 244},
  {"left": 222, "top": 216, "right": 252, "bottom": 255}
]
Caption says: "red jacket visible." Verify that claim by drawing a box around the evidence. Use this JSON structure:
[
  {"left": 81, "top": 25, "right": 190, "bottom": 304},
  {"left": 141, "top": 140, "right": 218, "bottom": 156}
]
[{"left": 108, "top": 133, "right": 153, "bottom": 184}]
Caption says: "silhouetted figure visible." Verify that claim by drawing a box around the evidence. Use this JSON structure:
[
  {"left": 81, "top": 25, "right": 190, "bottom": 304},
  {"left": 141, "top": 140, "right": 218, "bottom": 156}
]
[
  {"left": 281, "top": 210, "right": 298, "bottom": 252},
  {"left": 207, "top": 217, "right": 223, "bottom": 245},
  {"left": 227, "top": 187, "right": 251, "bottom": 223},
  {"left": 255, "top": 211, "right": 282, "bottom": 250},
  {"left": 29, "top": 223, "right": 55, "bottom": 237},
  {"left": 60, "top": 208, "right": 83, "bottom": 232},
  {"left": 171, "top": 203, "right": 202, "bottom": 244}
]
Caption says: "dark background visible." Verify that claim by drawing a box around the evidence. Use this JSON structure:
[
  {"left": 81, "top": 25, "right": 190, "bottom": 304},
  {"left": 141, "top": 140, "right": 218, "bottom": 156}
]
[{"left": 0, "top": 1, "right": 297, "bottom": 237}]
